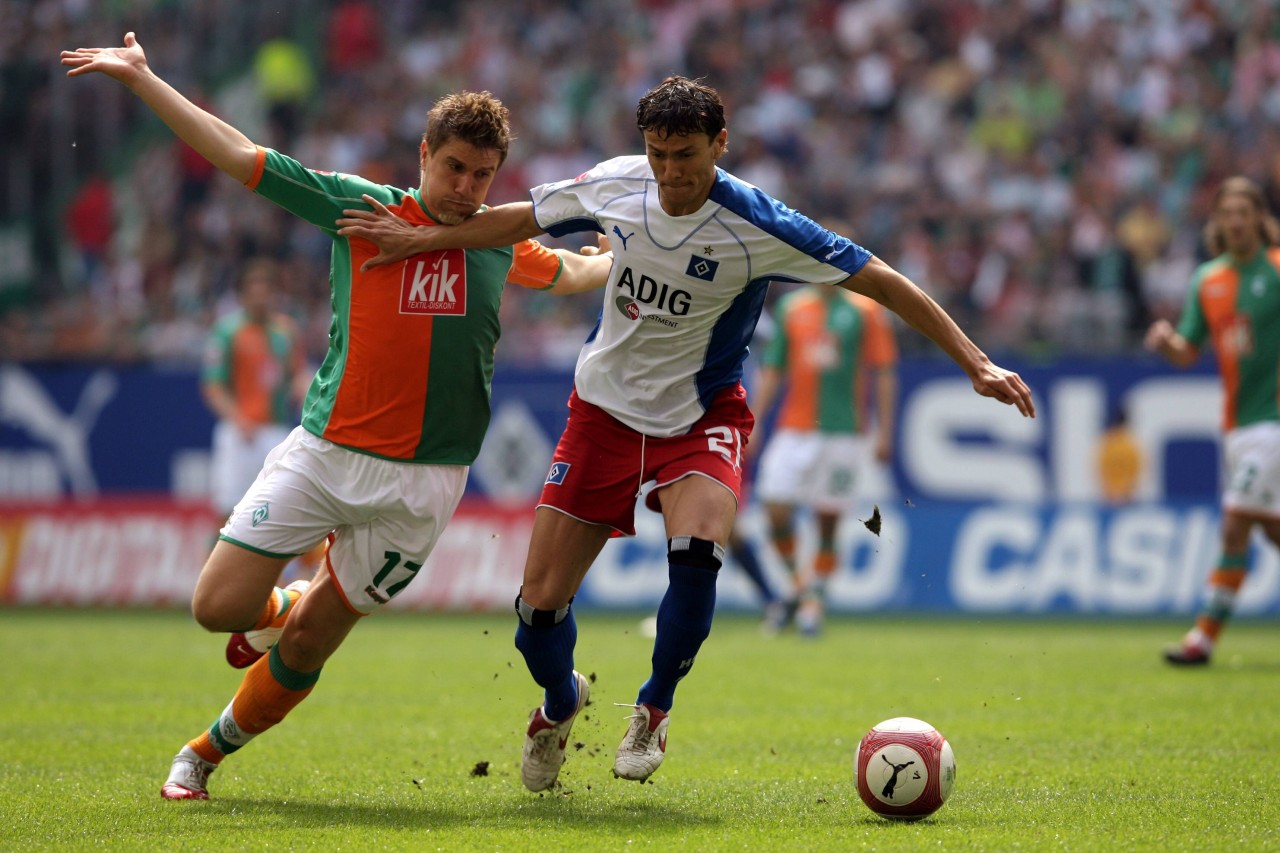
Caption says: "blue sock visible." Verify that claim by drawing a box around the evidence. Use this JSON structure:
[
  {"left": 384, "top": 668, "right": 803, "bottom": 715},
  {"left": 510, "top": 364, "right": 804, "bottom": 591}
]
[
  {"left": 637, "top": 538, "right": 721, "bottom": 712},
  {"left": 730, "top": 535, "right": 777, "bottom": 604},
  {"left": 514, "top": 601, "right": 579, "bottom": 721}
]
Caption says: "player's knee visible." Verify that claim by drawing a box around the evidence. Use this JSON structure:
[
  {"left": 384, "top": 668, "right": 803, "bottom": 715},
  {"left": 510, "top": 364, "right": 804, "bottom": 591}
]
[
  {"left": 766, "top": 512, "right": 794, "bottom": 541},
  {"left": 515, "top": 591, "right": 572, "bottom": 627},
  {"left": 190, "top": 588, "right": 255, "bottom": 633},
  {"left": 668, "top": 536, "right": 724, "bottom": 572},
  {"left": 276, "top": 627, "right": 330, "bottom": 672}
]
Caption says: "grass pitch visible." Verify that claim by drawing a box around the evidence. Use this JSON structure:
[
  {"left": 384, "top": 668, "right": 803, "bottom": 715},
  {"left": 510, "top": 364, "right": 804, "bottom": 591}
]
[{"left": 1, "top": 608, "right": 1277, "bottom": 851}]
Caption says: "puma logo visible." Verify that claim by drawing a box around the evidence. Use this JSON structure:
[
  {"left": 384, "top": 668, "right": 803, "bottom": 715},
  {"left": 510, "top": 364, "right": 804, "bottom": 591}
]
[
  {"left": 881, "top": 754, "right": 916, "bottom": 799},
  {"left": 0, "top": 365, "right": 116, "bottom": 496},
  {"left": 612, "top": 225, "right": 635, "bottom": 251}
]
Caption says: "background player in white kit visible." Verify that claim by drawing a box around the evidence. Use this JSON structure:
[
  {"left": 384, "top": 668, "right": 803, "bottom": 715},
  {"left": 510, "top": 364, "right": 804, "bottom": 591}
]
[{"left": 338, "top": 76, "right": 1035, "bottom": 791}]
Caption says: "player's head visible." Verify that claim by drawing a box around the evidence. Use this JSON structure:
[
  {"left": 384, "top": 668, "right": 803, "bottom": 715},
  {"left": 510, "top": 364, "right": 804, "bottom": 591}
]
[
  {"left": 636, "top": 76, "right": 729, "bottom": 216},
  {"left": 419, "top": 91, "right": 511, "bottom": 225},
  {"left": 637, "top": 76, "right": 726, "bottom": 141},
  {"left": 236, "top": 257, "right": 279, "bottom": 322},
  {"left": 1204, "top": 175, "right": 1280, "bottom": 258}
]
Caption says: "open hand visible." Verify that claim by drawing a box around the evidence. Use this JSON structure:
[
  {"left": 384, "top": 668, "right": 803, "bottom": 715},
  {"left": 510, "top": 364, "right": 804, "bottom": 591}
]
[
  {"left": 1143, "top": 319, "right": 1176, "bottom": 353},
  {"left": 971, "top": 363, "right": 1036, "bottom": 418},
  {"left": 60, "top": 31, "right": 149, "bottom": 83},
  {"left": 337, "top": 194, "right": 440, "bottom": 272}
]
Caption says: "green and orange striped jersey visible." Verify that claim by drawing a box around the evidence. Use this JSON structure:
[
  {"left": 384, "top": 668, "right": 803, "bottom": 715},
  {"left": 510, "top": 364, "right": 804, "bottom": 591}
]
[
  {"left": 245, "top": 147, "right": 563, "bottom": 463},
  {"left": 202, "top": 310, "right": 304, "bottom": 426},
  {"left": 763, "top": 287, "right": 896, "bottom": 434},
  {"left": 1178, "top": 247, "right": 1280, "bottom": 430}
]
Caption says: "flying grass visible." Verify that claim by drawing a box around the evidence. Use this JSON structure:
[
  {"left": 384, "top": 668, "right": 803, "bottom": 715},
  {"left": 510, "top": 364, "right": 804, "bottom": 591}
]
[{"left": 2, "top": 609, "right": 1277, "bottom": 851}]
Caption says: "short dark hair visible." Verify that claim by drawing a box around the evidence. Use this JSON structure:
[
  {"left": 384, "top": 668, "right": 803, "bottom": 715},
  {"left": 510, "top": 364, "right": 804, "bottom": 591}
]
[
  {"left": 636, "top": 76, "right": 725, "bottom": 140},
  {"left": 424, "top": 91, "right": 511, "bottom": 165}
]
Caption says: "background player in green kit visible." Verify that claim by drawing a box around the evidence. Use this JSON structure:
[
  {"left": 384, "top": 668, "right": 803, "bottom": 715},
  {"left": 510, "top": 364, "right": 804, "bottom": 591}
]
[
  {"left": 1146, "top": 175, "right": 1280, "bottom": 666},
  {"left": 750, "top": 283, "right": 898, "bottom": 636},
  {"left": 61, "top": 31, "right": 613, "bottom": 800},
  {"left": 201, "top": 258, "right": 322, "bottom": 598},
  {"left": 202, "top": 257, "right": 308, "bottom": 524}
]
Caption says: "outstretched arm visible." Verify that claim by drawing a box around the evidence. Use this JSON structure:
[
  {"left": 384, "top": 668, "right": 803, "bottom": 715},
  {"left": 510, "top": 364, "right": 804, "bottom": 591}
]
[
  {"left": 841, "top": 256, "right": 1036, "bottom": 417},
  {"left": 549, "top": 234, "right": 613, "bottom": 295},
  {"left": 337, "top": 195, "right": 544, "bottom": 271},
  {"left": 338, "top": 195, "right": 611, "bottom": 292},
  {"left": 61, "top": 32, "right": 257, "bottom": 184}
]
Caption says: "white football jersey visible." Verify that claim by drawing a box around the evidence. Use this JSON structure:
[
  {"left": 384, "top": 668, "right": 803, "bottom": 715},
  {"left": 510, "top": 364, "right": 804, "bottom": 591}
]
[{"left": 531, "top": 155, "right": 871, "bottom": 437}]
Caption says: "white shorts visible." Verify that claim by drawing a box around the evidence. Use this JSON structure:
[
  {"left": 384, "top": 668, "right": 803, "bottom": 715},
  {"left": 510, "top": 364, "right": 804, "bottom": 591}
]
[
  {"left": 1222, "top": 421, "right": 1280, "bottom": 518},
  {"left": 210, "top": 419, "right": 294, "bottom": 512},
  {"left": 755, "top": 429, "right": 867, "bottom": 512},
  {"left": 221, "top": 426, "right": 468, "bottom": 614}
]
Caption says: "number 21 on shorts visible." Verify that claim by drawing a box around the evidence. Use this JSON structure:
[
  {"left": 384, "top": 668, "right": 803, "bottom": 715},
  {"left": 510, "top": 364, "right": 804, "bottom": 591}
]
[{"left": 705, "top": 426, "right": 742, "bottom": 471}]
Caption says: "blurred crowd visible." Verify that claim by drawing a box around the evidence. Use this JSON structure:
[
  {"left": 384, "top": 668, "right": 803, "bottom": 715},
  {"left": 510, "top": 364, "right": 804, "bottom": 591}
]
[{"left": 3, "top": 0, "right": 1279, "bottom": 366}]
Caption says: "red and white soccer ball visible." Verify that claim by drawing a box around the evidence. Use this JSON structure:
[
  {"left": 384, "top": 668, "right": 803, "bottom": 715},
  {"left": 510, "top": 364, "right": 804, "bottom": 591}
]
[{"left": 855, "top": 717, "right": 955, "bottom": 821}]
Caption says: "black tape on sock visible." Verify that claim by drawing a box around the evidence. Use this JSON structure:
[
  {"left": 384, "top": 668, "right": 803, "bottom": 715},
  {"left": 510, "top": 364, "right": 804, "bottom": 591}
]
[{"left": 668, "top": 536, "right": 724, "bottom": 572}]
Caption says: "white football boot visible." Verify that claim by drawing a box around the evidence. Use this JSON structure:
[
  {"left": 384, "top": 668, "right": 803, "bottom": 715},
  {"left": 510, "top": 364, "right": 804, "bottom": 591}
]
[
  {"left": 613, "top": 703, "right": 669, "bottom": 782},
  {"left": 160, "top": 746, "right": 217, "bottom": 800},
  {"left": 521, "top": 671, "right": 590, "bottom": 792}
]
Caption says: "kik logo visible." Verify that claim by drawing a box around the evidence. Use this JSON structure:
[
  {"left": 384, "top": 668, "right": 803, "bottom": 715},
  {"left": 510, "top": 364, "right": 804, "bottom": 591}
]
[{"left": 401, "top": 249, "right": 467, "bottom": 315}]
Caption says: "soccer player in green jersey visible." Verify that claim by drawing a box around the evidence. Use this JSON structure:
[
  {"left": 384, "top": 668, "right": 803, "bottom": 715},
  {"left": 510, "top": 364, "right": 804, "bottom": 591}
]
[
  {"left": 202, "top": 258, "right": 307, "bottom": 521},
  {"left": 62, "top": 32, "right": 613, "bottom": 800},
  {"left": 750, "top": 283, "right": 898, "bottom": 636},
  {"left": 1146, "top": 176, "right": 1280, "bottom": 665}
]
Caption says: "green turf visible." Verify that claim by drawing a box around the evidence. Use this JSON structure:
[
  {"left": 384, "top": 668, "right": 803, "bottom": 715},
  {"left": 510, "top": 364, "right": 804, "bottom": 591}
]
[{"left": 1, "top": 609, "right": 1277, "bottom": 851}]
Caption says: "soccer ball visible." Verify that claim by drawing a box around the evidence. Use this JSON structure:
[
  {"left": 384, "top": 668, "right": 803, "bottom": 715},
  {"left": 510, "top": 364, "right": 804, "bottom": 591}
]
[{"left": 854, "top": 717, "right": 955, "bottom": 821}]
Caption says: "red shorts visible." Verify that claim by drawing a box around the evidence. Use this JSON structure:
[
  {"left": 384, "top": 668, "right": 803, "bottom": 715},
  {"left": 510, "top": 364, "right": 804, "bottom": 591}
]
[{"left": 538, "top": 385, "right": 756, "bottom": 536}]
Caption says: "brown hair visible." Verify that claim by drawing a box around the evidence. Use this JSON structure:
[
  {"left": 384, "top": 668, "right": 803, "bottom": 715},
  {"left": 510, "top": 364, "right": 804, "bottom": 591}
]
[
  {"left": 424, "top": 91, "right": 511, "bottom": 165},
  {"left": 236, "top": 257, "right": 279, "bottom": 292},
  {"left": 636, "top": 76, "right": 725, "bottom": 140},
  {"left": 1204, "top": 175, "right": 1280, "bottom": 256}
]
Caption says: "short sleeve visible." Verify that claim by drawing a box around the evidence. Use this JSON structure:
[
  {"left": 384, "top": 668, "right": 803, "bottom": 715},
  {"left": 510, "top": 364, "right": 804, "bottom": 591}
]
[
  {"left": 248, "top": 147, "right": 396, "bottom": 233},
  {"left": 506, "top": 239, "right": 563, "bottom": 290},
  {"left": 528, "top": 158, "right": 636, "bottom": 238},
  {"left": 202, "top": 321, "right": 232, "bottom": 385},
  {"left": 1175, "top": 273, "right": 1209, "bottom": 349}
]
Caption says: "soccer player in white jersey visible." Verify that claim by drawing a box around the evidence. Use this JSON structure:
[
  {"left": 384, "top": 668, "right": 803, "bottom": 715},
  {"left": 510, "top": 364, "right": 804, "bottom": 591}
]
[{"left": 338, "top": 76, "right": 1036, "bottom": 790}]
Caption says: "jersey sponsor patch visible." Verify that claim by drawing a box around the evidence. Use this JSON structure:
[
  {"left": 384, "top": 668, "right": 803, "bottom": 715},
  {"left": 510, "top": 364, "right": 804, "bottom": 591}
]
[
  {"left": 616, "top": 294, "right": 641, "bottom": 320},
  {"left": 401, "top": 249, "right": 467, "bottom": 315},
  {"left": 1222, "top": 314, "right": 1254, "bottom": 356},
  {"left": 546, "top": 461, "right": 571, "bottom": 485},
  {"left": 685, "top": 255, "right": 719, "bottom": 281}
]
